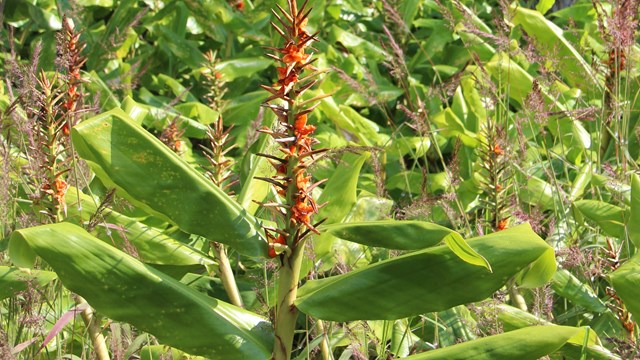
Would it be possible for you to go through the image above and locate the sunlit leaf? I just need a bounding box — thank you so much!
[10,223,273,359]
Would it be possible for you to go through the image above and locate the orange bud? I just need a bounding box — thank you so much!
[493,144,504,156]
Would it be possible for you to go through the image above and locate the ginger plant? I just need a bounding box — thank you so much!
[257,0,330,358]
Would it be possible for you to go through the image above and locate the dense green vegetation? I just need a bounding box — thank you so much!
[1,0,639,358]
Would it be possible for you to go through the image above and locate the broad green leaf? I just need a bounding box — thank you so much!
[64,187,214,266]
[496,304,552,331]
[72,108,268,257]
[629,173,640,247]
[368,319,420,358]
[517,247,556,288]
[519,176,556,210]
[297,224,553,321]
[84,71,121,110]
[314,152,369,261]
[338,105,383,146]
[174,102,219,125]
[8,231,37,268]
[317,96,380,146]
[386,136,431,159]
[122,96,149,125]
[435,306,477,346]
[569,164,592,201]
[181,273,259,310]
[214,58,271,82]
[327,25,387,60]
[140,345,206,360]
[496,306,617,359]
[75,0,113,6]
[323,220,453,250]
[156,27,205,69]
[536,0,555,14]
[431,108,478,146]
[551,268,607,313]
[317,152,369,223]
[444,232,492,272]
[511,6,600,92]
[574,200,626,238]
[122,94,209,138]
[10,223,273,359]
[404,326,586,360]
[0,266,57,300]
[483,54,561,110]
[609,254,640,322]
[156,74,198,102]
[342,196,394,223]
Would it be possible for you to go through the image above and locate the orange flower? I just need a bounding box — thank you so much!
[497,219,508,231]
[271,161,287,175]
[292,200,314,225]
[277,67,298,87]
[268,234,287,258]
[282,44,309,64]
[296,172,310,191]
[294,114,315,136]
[53,177,68,204]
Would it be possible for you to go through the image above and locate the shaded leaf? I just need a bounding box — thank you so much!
[0,266,57,300]
[609,254,640,323]
[574,200,626,238]
[10,223,273,359]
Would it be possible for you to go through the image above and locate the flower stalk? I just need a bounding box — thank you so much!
[258,1,328,358]
[200,52,244,308]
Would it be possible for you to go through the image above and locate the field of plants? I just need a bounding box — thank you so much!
[1,0,639,358]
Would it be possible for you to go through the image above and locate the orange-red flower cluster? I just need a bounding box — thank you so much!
[257,0,328,258]
[267,233,287,258]
[60,17,86,136]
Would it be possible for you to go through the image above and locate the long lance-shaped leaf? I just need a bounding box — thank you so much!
[323,220,454,250]
[65,187,214,266]
[609,254,640,323]
[574,200,627,238]
[403,325,588,360]
[551,268,607,313]
[9,223,273,359]
[629,173,640,248]
[296,224,554,321]
[71,108,267,257]
[0,266,57,300]
[495,304,620,360]
[510,6,601,93]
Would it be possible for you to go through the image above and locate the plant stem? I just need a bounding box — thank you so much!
[508,279,527,311]
[212,242,244,308]
[316,319,333,360]
[75,296,110,360]
[273,242,305,360]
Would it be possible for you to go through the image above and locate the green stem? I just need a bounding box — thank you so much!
[273,242,305,360]
[212,243,244,308]
[508,279,527,311]
[316,319,333,360]
[75,296,110,360]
